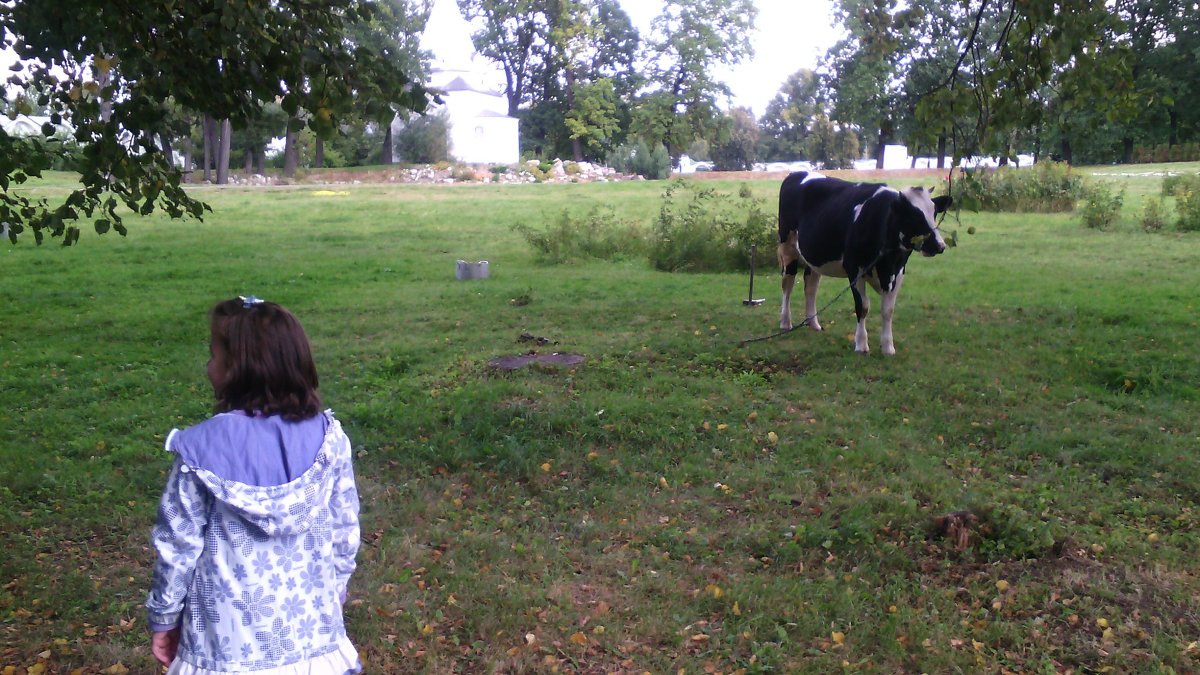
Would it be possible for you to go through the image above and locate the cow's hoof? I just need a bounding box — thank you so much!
[809,322,823,332]
[780,322,793,331]
[883,347,897,356]
[854,347,870,355]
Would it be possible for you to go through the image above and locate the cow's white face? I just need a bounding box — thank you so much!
[901,187,950,257]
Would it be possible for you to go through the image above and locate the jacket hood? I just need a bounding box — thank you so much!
[183,413,350,537]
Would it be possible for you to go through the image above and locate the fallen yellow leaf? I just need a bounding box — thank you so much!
[733,601,741,616]
[705,584,722,598]
[421,624,434,636]
[831,631,845,646]
[995,579,1009,592]
[569,631,589,646]
[691,634,710,642]
[540,462,551,472]
[767,431,778,445]
[100,665,129,675]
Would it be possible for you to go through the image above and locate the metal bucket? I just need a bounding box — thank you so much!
[455,260,490,280]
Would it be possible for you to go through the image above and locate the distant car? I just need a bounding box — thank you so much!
[693,161,714,172]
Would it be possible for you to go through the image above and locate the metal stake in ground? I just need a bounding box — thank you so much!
[743,244,765,306]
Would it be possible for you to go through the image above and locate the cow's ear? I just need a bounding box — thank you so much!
[933,195,953,213]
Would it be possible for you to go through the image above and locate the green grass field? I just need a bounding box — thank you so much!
[2,166,1199,673]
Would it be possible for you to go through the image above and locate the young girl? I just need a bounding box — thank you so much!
[146,296,362,674]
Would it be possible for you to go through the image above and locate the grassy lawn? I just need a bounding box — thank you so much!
[2,166,1200,673]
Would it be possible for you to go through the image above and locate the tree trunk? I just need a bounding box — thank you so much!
[315,137,324,169]
[255,150,265,175]
[1060,138,1073,165]
[937,134,947,169]
[1122,137,1134,164]
[283,127,299,177]
[181,137,193,183]
[159,132,174,169]
[1034,122,1042,163]
[244,149,254,173]
[203,115,215,183]
[382,117,394,165]
[1169,109,1179,147]
[874,122,891,170]
[216,119,231,185]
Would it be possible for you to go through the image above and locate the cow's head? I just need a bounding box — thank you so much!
[898,187,953,257]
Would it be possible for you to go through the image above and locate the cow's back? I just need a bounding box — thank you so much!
[779,174,886,269]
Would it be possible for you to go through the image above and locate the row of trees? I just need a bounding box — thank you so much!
[807,0,1200,168]
[688,0,1200,170]
[3,0,1199,242]
[453,0,1199,171]
[455,0,757,165]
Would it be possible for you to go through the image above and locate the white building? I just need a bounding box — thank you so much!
[0,114,72,138]
[416,0,519,165]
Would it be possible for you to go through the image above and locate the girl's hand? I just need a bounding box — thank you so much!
[151,628,180,666]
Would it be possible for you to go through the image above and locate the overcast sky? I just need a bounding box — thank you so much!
[617,0,838,114]
[425,0,840,116]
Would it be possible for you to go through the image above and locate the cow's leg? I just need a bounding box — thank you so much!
[780,261,799,330]
[803,269,823,331]
[879,270,905,355]
[778,233,802,330]
[851,276,871,353]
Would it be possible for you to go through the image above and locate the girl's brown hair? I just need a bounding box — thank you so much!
[209,298,321,420]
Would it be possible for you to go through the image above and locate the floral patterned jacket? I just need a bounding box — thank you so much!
[146,411,360,671]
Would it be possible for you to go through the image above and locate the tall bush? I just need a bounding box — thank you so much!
[1078,181,1124,230]
[394,109,451,164]
[944,162,1084,213]
[606,140,671,180]
[1170,174,1200,232]
[649,181,776,273]
[511,207,648,264]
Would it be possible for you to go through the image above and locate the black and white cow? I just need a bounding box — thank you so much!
[777,171,952,355]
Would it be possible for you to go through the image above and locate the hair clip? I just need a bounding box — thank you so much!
[239,295,265,308]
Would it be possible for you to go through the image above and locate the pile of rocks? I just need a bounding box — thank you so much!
[484,159,639,184]
[223,159,642,186]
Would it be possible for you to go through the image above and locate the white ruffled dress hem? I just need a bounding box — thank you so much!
[166,639,361,675]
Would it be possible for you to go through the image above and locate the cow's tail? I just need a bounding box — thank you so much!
[777,171,808,274]
[777,171,808,244]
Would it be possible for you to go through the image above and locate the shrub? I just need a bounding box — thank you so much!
[1171,174,1200,232]
[450,164,477,182]
[606,140,672,180]
[648,180,777,273]
[1078,181,1124,230]
[511,207,648,263]
[394,109,450,164]
[1162,172,1192,197]
[1140,196,1167,233]
[943,161,1084,213]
